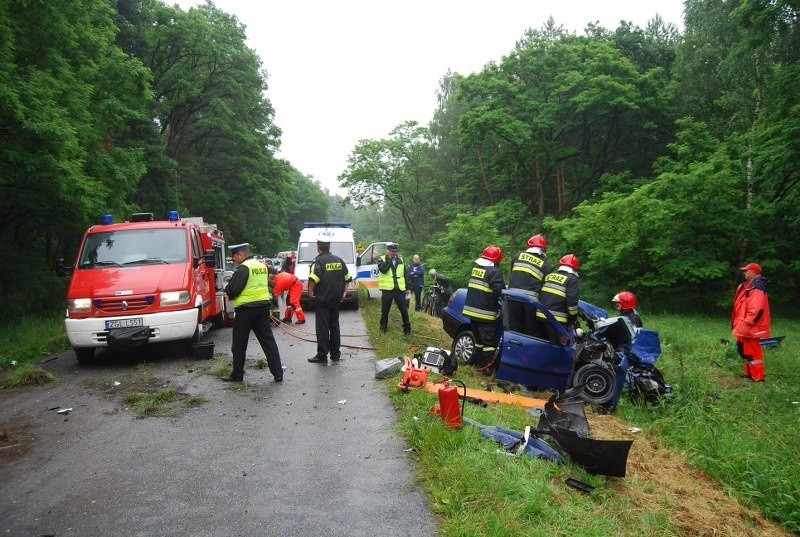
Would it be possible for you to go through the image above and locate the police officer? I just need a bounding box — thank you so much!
[378,243,411,335]
[307,233,353,363]
[463,245,505,369]
[223,243,283,383]
[507,234,550,336]
[537,254,581,344]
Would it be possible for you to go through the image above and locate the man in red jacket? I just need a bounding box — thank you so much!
[269,272,306,324]
[732,262,771,382]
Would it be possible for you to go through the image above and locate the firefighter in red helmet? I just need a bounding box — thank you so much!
[732,262,771,382]
[612,291,642,329]
[463,245,505,370]
[537,254,581,343]
[507,234,550,336]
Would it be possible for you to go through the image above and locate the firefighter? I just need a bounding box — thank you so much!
[463,245,505,370]
[732,262,771,382]
[269,271,306,325]
[612,291,642,329]
[223,243,283,383]
[537,254,581,344]
[507,234,550,336]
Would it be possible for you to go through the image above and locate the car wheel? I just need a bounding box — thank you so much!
[574,363,616,406]
[452,330,476,365]
[74,347,95,365]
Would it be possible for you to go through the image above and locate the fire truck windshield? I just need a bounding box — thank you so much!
[78,229,189,268]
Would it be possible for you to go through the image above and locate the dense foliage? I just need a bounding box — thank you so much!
[340,5,800,315]
[0,0,330,320]
[3,0,800,320]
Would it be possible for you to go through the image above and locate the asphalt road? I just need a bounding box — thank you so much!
[0,309,438,536]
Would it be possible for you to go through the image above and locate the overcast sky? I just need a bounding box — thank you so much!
[173,1,685,195]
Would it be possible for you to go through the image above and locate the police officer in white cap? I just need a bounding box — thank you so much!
[307,233,352,363]
[223,243,283,382]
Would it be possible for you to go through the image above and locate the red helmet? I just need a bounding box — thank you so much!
[481,245,504,264]
[559,254,580,271]
[612,291,637,310]
[527,234,548,249]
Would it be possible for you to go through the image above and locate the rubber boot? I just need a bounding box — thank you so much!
[403,324,411,336]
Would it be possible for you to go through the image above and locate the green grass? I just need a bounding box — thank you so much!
[361,296,800,535]
[0,314,68,370]
[123,387,212,417]
[1,366,57,388]
[618,313,800,533]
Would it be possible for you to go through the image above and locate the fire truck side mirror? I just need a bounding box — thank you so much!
[203,249,216,269]
[55,258,73,277]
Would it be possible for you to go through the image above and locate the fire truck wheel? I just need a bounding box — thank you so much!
[74,347,95,365]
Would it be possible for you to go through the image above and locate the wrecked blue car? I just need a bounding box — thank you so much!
[442,288,670,410]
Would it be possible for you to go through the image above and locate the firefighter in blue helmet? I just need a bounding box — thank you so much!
[463,245,505,369]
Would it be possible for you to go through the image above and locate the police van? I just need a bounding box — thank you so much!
[295,223,359,309]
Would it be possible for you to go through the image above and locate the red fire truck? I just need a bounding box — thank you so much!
[62,211,231,364]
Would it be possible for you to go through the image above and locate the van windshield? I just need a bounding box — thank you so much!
[297,242,354,264]
[78,229,188,268]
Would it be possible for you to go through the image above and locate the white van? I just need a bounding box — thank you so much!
[356,241,393,300]
[295,223,359,309]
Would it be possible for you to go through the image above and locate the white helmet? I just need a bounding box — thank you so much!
[429,269,437,277]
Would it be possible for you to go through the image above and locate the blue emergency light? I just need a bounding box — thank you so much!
[102,214,113,225]
[168,210,180,221]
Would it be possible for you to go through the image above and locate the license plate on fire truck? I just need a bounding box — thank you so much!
[105,318,143,330]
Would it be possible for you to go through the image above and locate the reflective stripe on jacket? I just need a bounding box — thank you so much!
[508,250,550,299]
[537,269,580,325]
[235,258,272,307]
[463,262,505,322]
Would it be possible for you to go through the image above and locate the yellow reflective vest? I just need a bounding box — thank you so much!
[378,255,407,291]
[235,258,272,307]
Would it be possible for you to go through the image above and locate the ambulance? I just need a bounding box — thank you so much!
[61,211,231,364]
[294,223,359,309]
[356,241,394,299]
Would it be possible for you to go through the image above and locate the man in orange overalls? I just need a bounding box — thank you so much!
[732,262,771,382]
[269,272,306,325]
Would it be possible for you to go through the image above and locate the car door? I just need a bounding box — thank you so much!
[495,290,574,389]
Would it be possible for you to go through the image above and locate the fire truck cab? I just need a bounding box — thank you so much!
[63,211,231,364]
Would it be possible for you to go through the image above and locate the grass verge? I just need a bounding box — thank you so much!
[0,314,68,370]
[124,388,213,417]
[361,296,798,535]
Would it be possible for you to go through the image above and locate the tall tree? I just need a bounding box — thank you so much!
[114,0,287,249]
[339,121,432,241]
[0,0,151,317]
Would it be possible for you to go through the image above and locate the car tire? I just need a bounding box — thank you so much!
[574,363,616,406]
[452,330,476,365]
[74,347,95,365]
